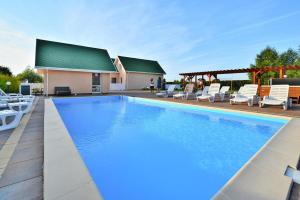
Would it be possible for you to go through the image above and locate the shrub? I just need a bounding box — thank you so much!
[0,74,20,93]
[17,67,43,83]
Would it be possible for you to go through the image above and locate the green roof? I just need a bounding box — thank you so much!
[35,39,116,72]
[118,56,166,74]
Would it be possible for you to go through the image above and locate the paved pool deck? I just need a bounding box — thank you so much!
[0,98,43,200]
[0,93,299,199]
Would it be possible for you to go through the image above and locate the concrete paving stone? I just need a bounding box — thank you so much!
[0,158,10,168]
[274,119,300,140]
[213,192,231,200]
[251,147,297,175]
[0,176,43,200]
[0,157,43,188]
[25,118,43,125]
[0,144,16,160]
[19,132,43,143]
[21,132,43,139]
[16,139,43,148]
[0,131,11,143]
[44,155,92,200]
[9,143,43,164]
[24,126,44,132]
[222,163,291,200]
[22,126,43,134]
[266,135,300,159]
[57,181,102,200]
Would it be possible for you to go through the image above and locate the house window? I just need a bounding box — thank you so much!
[111,77,117,83]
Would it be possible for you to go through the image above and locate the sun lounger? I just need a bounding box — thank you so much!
[195,86,209,98]
[230,84,258,106]
[0,110,22,131]
[0,88,35,102]
[156,85,176,97]
[259,85,290,110]
[173,84,194,99]
[211,86,230,102]
[8,101,33,115]
[231,86,245,98]
[0,102,8,108]
[197,83,221,102]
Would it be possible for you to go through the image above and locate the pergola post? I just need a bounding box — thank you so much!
[258,78,261,95]
[279,67,283,79]
[208,74,212,83]
[252,72,256,84]
[194,75,197,88]
[182,75,186,89]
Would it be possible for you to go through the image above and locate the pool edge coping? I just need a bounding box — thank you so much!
[44,98,103,200]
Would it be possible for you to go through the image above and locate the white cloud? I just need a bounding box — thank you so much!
[0,20,35,75]
[222,10,300,36]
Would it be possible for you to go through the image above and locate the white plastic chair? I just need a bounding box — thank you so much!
[230,84,258,106]
[197,83,221,102]
[156,85,176,98]
[173,84,194,99]
[0,110,22,131]
[0,88,35,102]
[231,86,245,98]
[8,101,33,115]
[259,85,290,110]
[211,86,230,102]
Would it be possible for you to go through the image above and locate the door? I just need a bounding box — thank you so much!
[92,73,101,93]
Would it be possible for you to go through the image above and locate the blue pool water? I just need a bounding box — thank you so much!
[53,96,287,200]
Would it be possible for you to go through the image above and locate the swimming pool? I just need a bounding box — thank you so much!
[53,96,287,200]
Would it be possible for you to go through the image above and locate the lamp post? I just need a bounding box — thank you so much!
[6,81,11,94]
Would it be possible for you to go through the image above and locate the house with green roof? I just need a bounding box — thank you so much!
[112,56,166,90]
[35,39,166,95]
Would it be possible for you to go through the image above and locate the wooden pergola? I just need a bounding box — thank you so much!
[179,65,300,87]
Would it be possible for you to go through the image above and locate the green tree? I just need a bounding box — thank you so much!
[248,47,279,84]
[277,49,298,65]
[0,66,13,76]
[17,67,43,83]
[278,48,300,78]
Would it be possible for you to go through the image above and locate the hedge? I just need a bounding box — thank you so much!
[0,74,20,93]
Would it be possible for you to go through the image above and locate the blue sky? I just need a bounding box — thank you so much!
[1,0,300,80]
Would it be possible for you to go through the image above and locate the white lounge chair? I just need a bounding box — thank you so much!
[0,88,35,102]
[259,85,290,110]
[197,83,221,102]
[0,110,22,131]
[231,86,245,98]
[156,85,176,98]
[0,100,8,109]
[230,84,258,106]
[173,84,194,99]
[8,101,33,115]
[212,86,230,102]
[195,86,209,98]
